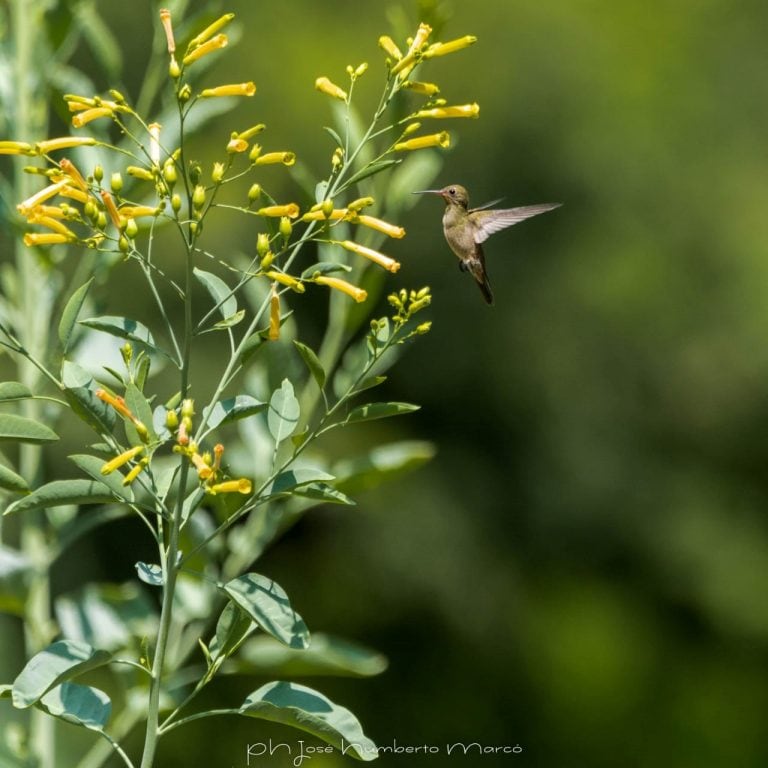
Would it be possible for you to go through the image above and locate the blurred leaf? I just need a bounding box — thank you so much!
[300,261,352,279]
[0,462,28,493]
[268,379,300,443]
[0,414,58,444]
[345,159,401,187]
[58,278,93,353]
[293,482,355,506]
[293,341,326,389]
[0,545,31,616]
[68,454,134,503]
[61,361,117,435]
[136,562,163,586]
[239,681,377,761]
[356,375,387,394]
[345,402,419,424]
[333,440,436,493]
[55,582,156,652]
[204,395,267,431]
[4,480,115,516]
[194,267,237,319]
[237,633,387,678]
[266,468,335,496]
[223,573,310,650]
[212,309,245,329]
[0,382,32,402]
[74,0,122,80]
[386,151,443,211]
[79,315,169,359]
[38,683,111,732]
[12,639,111,708]
[322,126,344,148]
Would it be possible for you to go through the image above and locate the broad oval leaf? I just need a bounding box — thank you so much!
[0,382,32,402]
[345,402,419,424]
[58,278,93,353]
[300,261,352,280]
[293,341,326,390]
[266,468,335,496]
[239,681,377,761]
[61,361,116,435]
[12,639,111,708]
[0,414,58,444]
[203,395,266,430]
[79,315,170,359]
[0,462,29,493]
[268,379,300,443]
[223,573,310,649]
[4,480,115,516]
[39,682,111,731]
[68,454,134,503]
[213,309,245,329]
[124,382,156,444]
[194,267,237,319]
[294,482,355,506]
[345,158,401,186]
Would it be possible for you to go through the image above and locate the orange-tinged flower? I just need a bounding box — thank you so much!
[314,275,368,303]
[159,8,175,53]
[100,189,122,229]
[340,240,400,273]
[202,82,256,98]
[190,451,213,480]
[59,158,89,191]
[394,131,450,151]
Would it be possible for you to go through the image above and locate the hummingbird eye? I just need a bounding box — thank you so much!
[448,187,456,195]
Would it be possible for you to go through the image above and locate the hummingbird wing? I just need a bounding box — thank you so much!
[473,203,561,244]
[469,198,505,212]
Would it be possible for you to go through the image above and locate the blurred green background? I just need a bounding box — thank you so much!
[4,0,768,765]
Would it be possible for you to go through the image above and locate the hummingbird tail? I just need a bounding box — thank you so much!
[476,273,494,305]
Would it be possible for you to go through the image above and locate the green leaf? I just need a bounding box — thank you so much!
[12,639,112,708]
[300,261,352,279]
[124,382,156,444]
[0,545,32,616]
[356,375,387,394]
[345,158,401,187]
[345,402,419,424]
[266,468,335,496]
[293,341,326,390]
[322,126,344,148]
[0,414,58,444]
[294,482,355,506]
[68,454,134,503]
[194,267,237,319]
[136,562,164,586]
[38,683,111,731]
[61,361,116,435]
[237,332,265,365]
[223,573,310,649]
[58,278,93,353]
[210,602,256,663]
[4,480,116,516]
[239,681,377,761]
[334,440,436,494]
[239,632,386,677]
[203,395,266,430]
[0,381,32,402]
[268,379,300,443]
[80,315,154,346]
[0,462,28,493]
[212,309,245,329]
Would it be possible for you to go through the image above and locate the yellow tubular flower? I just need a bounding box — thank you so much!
[265,270,305,292]
[340,240,401,273]
[378,35,403,60]
[301,209,346,222]
[123,459,148,486]
[101,445,144,475]
[71,107,114,128]
[33,205,66,219]
[356,215,406,239]
[59,186,90,204]
[391,22,432,76]
[35,136,97,153]
[395,131,451,151]
[347,196,375,211]
[269,284,280,340]
[28,215,76,238]
[314,275,368,303]
[258,203,300,218]
[17,179,70,215]
[127,166,155,181]
[424,35,478,57]
[201,82,256,98]
[414,103,480,119]
[402,80,440,96]
[227,137,249,153]
[255,151,296,166]
[23,232,71,246]
[191,452,213,480]
[0,141,34,155]
[189,13,235,49]
[315,77,348,101]
[209,478,252,495]
[159,8,175,53]
[59,158,89,191]
[183,33,228,65]
[237,124,266,141]
[118,205,160,219]
[148,123,162,165]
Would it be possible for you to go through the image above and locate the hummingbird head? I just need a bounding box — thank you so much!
[413,184,469,209]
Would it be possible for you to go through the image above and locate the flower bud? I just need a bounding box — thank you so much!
[110,172,123,193]
[248,183,262,202]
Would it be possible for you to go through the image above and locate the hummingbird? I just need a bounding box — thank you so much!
[413,184,561,305]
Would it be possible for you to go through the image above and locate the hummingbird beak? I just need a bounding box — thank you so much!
[412,189,442,195]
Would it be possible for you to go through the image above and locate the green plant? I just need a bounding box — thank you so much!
[0,6,479,766]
